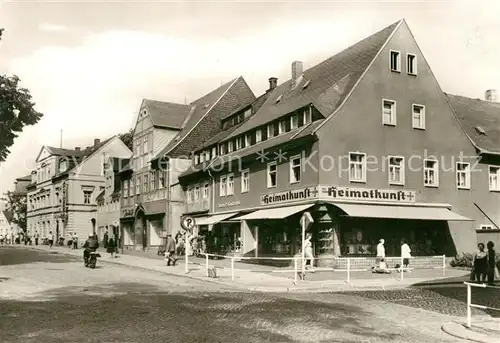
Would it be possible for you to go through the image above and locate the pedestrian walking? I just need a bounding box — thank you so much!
[47,231,54,248]
[72,233,78,249]
[400,239,412,273]
[103,230,109,249]
[176,234,185,257]
[34,231,39,246]
[0,234,4,245]
[67,232,73,249]
[304,232,315,272]
[107,236,116,258]
[473,243,488,283]
[486,241,498,286]
[165,234,176,266]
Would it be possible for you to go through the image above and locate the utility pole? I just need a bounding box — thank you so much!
[60,129,63,148]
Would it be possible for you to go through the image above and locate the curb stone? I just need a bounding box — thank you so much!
[441,321,500,343]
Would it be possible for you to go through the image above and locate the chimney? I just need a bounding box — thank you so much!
[94,138,101,146]
[291,61,303,88]
[268,77,278,91]
[75,147,81,151]
[485,89,497,102]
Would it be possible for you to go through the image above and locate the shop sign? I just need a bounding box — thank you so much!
[320,186,416,203]
[261,186,319,205]
[218,200,241,208]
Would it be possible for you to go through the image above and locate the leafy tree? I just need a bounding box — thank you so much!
[0,29,43,162]
[119,128,134,150]
[5,190,27,234]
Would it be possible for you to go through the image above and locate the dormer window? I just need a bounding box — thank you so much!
[279,120,286,134]
[211,147,217,159]
[267,123,275,138]
[244,108,252,119]
[200,153,205,163]
[255,129,262,143]
[228,141,234,153]
[205,150,210,161]
[219,144,226,155]
[290,114,299,129]
[245,134,251,147]
[235,137,242,150]
[194,154,200,165]
[58,159,67,173]
[303,108,312,124]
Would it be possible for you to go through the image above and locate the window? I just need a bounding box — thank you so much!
[83,191,92,204]
[489,166,500,191]
[388,156,404,185]
[143,135,148,153]
[194,154,200,165]
[412,104,425,129]
[136,176,141,194]
[456,162,470,189]
[244,108,252,119]
[211,147,217,159]
[143,174,148,192]
[136,139,141,156]
[349,153,366,182]
[279,120,286,134]
[289,155,302,183]
[220,175,227,197]
[227,174,234,195]
[124,180,129,198]
[59,160,67,173]
[267,123,275,138]
[390,50,400,72]
[241,169,249,193]
[267,162,277,188]
[407,54,417,75]
[150,171,156,191]
[228,141,234,153]
[194,186,200,201]
[423,159,439,187]
[187,187,193,203]
[203,183,209,199]
[244,134,251,147]
[235,137,242,150]
[255,129,262,143]
[205,150,210,161]
[159,171,165,189]
[131,177,135,196]
[219,144,226,155]
[200,153,205,164]
[480,225,493,230]
[291,114,299,129]
[382,99,396,125]
[303,108,312,124]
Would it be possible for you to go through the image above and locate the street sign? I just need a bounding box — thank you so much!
[300,211,314,231]
[180,215,196,231]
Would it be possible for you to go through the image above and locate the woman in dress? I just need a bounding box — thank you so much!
[486,241,497,286]
[304,232,315,272]
[473,243,488,283]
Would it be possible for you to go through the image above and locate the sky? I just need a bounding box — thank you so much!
[0,0,499,195]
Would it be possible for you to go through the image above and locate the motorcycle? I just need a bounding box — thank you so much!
[84,251,101,269]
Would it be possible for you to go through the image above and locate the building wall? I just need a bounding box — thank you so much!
[315,21,498,253]
[210,143,320,212]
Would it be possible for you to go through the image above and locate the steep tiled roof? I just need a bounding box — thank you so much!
[153,77,256,159]
[445,93,500,154]
[222,20,400,143]
[144,99,191,129]
[197,90,273,151]
[179,120,323,179]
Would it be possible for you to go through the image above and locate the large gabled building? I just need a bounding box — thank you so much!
[27,137,132,242]
[177,19,500,260]
[120,77,256,251]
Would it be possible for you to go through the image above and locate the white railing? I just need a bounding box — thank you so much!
[464,282,500,328]
[200,253,447,284]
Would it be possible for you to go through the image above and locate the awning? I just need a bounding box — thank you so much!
[236,204,314,220]
[194,212,239,226]
[333,203,472,221]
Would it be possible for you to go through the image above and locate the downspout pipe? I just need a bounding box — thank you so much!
[207,169,215,214]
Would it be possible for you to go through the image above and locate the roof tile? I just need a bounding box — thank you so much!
[144,99,191,129]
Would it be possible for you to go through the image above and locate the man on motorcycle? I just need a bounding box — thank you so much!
[83,233,99,265]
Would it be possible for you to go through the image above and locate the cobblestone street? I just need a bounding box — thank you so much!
[0,247,469,342]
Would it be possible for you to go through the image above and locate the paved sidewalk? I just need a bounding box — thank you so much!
[442,319,500,343]
[18,245,469,293]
